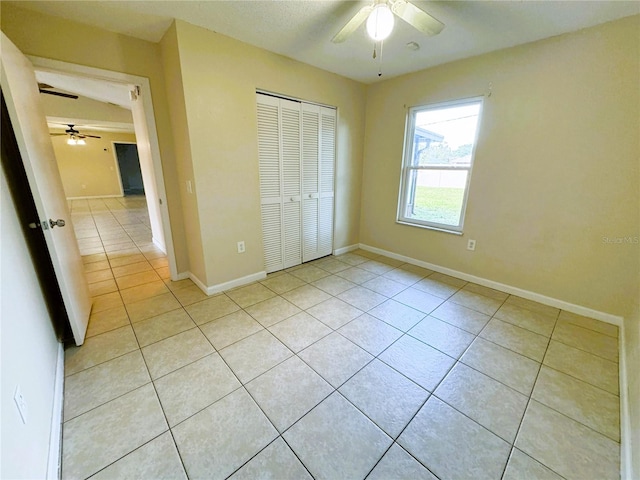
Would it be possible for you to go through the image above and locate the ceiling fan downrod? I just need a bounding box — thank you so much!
[377,40,384,77]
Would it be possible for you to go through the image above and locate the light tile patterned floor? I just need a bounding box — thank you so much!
[63,196,621,479]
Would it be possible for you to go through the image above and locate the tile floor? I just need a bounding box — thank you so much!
[63,196,621,480]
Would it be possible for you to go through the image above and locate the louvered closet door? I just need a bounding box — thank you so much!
[280,99,302,269]
[302,104,336,262]
[258,93,335,272]
[318,107,336,257]
[301,103,320,262]
[257,95,302,273]
[257,95,283,272]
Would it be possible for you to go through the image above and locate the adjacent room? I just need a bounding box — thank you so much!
[1,1,638,480]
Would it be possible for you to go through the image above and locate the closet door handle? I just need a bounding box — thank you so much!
[308,194,313,199]
[290,197,295,202]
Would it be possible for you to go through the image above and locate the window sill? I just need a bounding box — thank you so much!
[396,220,463,236]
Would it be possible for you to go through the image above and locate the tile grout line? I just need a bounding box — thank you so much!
[75,255,618,449]
[361,294,513,478]
[116,254,192,480]
[71,197,193,479]
[68,210,620,479]
[499,308,562,480]
[178,301,311,479]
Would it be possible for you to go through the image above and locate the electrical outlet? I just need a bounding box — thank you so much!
[237,241,245,253]
[467,239,476,251]
[14,385,28,424]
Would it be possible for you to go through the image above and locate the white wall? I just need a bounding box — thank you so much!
[0,168,61,479]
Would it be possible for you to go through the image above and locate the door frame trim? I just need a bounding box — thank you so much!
[28,55,179,280]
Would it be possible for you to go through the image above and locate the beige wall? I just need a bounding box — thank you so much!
[50,129,137,198]
[168,20,366,286]
[4,4,638,476]
[1,3,189,273]
[361,16,640,319]
[625,307,640,478]
[159,23,207,283]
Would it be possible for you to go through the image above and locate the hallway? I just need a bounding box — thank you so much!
[63,197,621,479]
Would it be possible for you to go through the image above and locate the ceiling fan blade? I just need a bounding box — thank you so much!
[332,4,373,43]
[79,134,102,139]
[49,133,67,136]
[391,0,444,37]
[39,89,79,100]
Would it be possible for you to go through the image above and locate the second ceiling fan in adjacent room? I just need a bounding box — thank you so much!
[50,124,101,145]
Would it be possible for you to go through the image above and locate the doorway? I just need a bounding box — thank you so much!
[29,56,179,279]
[114,142,144,196]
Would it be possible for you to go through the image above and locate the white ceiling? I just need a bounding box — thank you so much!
[35,70,135,133]
[35,70,133,109]
[12,1,640,83]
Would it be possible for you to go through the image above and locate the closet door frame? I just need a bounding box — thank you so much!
[257,91,337,272]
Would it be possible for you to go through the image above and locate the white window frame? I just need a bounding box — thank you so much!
[397,97,483,234]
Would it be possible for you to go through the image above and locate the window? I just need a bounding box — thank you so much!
[397,98,483,233]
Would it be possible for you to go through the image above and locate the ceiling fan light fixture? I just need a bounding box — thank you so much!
[366,3,394,41]
[77,138,86,145]
[67,136,77,145]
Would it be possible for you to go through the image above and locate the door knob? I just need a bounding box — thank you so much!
[49,219,66,228]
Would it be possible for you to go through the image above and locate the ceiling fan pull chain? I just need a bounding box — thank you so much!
[378,40,384,77]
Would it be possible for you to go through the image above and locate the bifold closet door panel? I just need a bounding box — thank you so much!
[283,200,301,268]
[302,104,336,262]
[261,201,282,272]
[281,99,302,268]
[318,107,336,258]
[257,94,303,272]
[257,96,283,273]
[302,103,320,263]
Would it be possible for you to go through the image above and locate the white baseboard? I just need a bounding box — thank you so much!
[47,343,64,480]
[188,272,210,294]
[358,243,623,326]
[620,322,632,480]
[333,244,359,256]
[360,242,633,479]
[188,271,267,296]
[66,194,123,200]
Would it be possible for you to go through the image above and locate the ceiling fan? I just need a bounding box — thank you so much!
[332,0,444,43]
[50,124,101,145]
[38,83,79,100]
